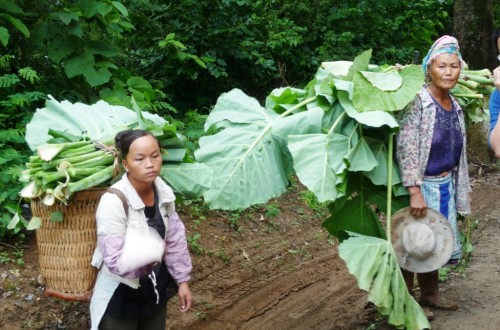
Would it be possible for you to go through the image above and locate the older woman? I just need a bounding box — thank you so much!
[396,36,471,312]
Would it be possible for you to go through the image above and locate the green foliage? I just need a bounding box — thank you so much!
[265,202,280,218]
[187,232,203,255]
[299,190,328,219]
[0,53,45,240]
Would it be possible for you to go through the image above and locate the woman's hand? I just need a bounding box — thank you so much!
[408,186,427,218]
[178,282,192,312]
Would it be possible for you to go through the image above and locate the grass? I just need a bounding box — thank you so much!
[0,241,25,265]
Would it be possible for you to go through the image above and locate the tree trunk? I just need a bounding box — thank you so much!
[453,0,496,70]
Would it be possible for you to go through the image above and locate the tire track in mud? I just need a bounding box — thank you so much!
[186,248,370,330]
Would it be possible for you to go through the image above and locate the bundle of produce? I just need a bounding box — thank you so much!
[18,96,211,214]
[452,68,495,123]
[19,131,118,206]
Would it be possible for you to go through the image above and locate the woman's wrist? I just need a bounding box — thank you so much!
[407,185,421,195]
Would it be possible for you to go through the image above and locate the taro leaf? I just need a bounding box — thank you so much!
[196,89,321,210]
[352,64,424,112]
[346,137,378,172]
[307,67,337,108]
[265,87,307,114]
[360,71,402,91]
[320,60,354,77]
[338,91,399,130]
[287,133,348,202]
[346,49,372,81]
[195,124,288,210]
[204,88,279,131]
[160,163,213,198]
[323,191,386,242]
[362,137,402,186]
[338,233,430,330]
[25,95,166,151]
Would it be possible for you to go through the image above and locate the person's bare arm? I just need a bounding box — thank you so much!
[491,67,500,158]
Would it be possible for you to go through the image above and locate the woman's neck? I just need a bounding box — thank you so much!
[128,176,155,205]
[427,84,452,110]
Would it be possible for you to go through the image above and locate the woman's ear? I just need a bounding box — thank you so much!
[122,159,129,172]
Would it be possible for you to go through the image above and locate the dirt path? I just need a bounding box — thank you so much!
[1,170,499,330]
[425,171,500,330]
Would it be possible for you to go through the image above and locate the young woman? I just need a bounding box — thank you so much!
[90,129,192,329]
[396,35,471,313]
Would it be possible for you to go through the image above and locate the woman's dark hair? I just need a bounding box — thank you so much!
[114,129,160,158]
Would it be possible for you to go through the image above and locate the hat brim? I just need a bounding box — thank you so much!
[391,207,454,273]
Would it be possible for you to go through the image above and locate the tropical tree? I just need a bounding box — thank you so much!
[453,0,496,70]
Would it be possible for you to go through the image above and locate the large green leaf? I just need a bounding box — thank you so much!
[25,96,166,150]
[362,137,402,186]
[0,13,29,37]
[196,89,321,210]
[160,163,213,198]
[0,26,8,47]
[323,190,386,242]
[338,233,430,330]
[195,124,288,210]
[346,137,378,172]
[352,64,424,111]
[204,88,279,131]
[338,91,399,130]
[288,133,345,202]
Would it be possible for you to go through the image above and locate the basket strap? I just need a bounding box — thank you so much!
[106,187,129,217]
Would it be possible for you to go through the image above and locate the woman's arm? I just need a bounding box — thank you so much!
[490,68,500,157]
[165,211,193,312]
[396,96,428,217]
[164,212,192,283]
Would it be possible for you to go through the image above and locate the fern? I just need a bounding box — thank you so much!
[0,91,46,108]
[0,55,13,68]
[18,67,40,84]
[0,74,20,88]
[0,129,26,144]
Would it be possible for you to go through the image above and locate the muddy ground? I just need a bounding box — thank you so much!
[0,167,499,330]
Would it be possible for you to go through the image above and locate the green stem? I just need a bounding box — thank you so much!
[223,96,317,181]
[327,111,347,136]
[279,96,317,118]
[386,132,394,240]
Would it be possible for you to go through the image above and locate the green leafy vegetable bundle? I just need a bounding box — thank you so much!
[20,137,117,205]
[15,96,212,230]
[452,68,495,123]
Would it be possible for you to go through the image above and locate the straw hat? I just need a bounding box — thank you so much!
[391,207,454,273]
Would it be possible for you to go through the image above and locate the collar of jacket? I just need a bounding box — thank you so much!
[120,174,175,210]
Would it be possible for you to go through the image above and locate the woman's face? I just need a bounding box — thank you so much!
[428,53,460,91]
[123,135,162,187]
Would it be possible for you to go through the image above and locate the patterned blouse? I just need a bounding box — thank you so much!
[396,86,471,214]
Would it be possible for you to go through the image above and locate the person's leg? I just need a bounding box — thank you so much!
[417,270,458,310]
[99,313,138,330]
[401,269,416,296]
[138,305,167,330]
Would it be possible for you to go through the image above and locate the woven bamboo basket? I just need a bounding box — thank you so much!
[32,188,106,301]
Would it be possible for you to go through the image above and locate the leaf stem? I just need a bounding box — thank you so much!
[386,132,394,240]
[327,111,347,136]
[278,96,317,118]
